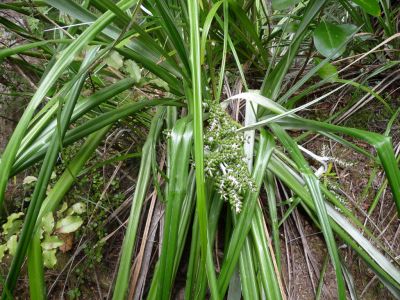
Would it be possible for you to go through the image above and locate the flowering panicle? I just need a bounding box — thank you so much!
[203,101,255,213]
[321,144,354,168]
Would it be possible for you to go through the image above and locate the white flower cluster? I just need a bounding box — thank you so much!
[204,101,255,213]
[321,144,354,168]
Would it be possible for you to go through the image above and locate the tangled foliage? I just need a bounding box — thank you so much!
[204,101,255,213]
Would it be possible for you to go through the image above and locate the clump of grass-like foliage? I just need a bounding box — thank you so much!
[0,0,399,299]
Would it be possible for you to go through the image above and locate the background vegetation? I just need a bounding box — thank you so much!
[0,0,399,299]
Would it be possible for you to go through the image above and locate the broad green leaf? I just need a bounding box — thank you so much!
[41,212,54,234]
[7,235,18,256]
[23,176,37,185]
[0,244,7,261]
[42,249,57,268]
[55,216,83,234]
[124,60,141,83]
[352,0,380,16]
[313,21,357,59]
[41,235,64,250]
[272,0,301,10]
[315,58,338,82]
[14,78,136,170]
[105,50,124,70]
[200,0,224,65]
[2,212,24,236]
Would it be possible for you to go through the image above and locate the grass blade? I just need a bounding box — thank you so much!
[2,47,100,296]
[157,118,193,299]
[187,0,220,298]
[270,123,346,299]
[217,130,275,297]
[0,0,138,210]
[112,108,165,299]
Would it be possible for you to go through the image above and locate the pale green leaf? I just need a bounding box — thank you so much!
[148,78,170,92]
[124,60,141,83]
[43,249,57,268]
[57,202,68,218]
[315,58,338,82]
[7,235,18,256]
[41,212,54,234]
[105,51,124,70]
[0,244,7,262]
[23,176,37,185]
[41,235,64,250]
[68,202,86,215]
[55,216,83,234]
[2,212,24,236]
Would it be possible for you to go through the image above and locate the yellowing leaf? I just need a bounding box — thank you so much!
[41,235,64,250]
[105,51,124,70]
[124,60,141,83]
[23,176,37,185]
[2,212,24,236]
[7,235,18,256]
[59,233,74,253]
[67,202,86,215]
[55,216,83,234]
